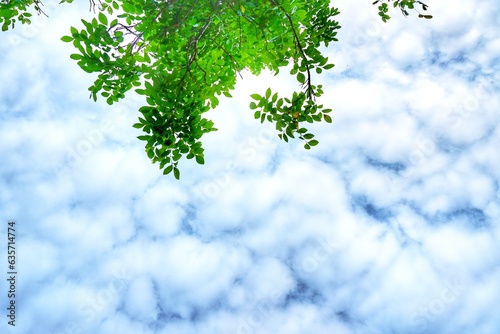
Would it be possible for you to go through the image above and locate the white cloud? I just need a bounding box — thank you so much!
[389,31,426,64]
[0,0,499,333]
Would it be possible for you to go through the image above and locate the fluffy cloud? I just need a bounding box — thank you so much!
[0,0,499,333]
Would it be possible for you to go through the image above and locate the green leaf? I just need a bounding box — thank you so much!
[297,72,306,84]
[132,123,143,129]
[285,125,294,137]
[295,9,307,21]
[98,12,108,25]
[250,94,261,101]
[324,114,332,123]
[163,165,173,175]
[159,159,168,169]
[195,155,205,165]
[209,95,219,108]
[265,88,271,99]
[303,133,314,140]
[61,36,74,42]
[173,167,180,180]
[309,139,319,147]
[70,54,83,60]
[173,152,182,161]
[254,110,261,119]
[272,92,278,103]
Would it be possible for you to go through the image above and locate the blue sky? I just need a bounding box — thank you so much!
[1,0,499,333]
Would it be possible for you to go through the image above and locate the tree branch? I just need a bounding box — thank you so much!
[271,0,314,100]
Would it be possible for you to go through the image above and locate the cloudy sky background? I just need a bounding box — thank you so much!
[1,0,499,333]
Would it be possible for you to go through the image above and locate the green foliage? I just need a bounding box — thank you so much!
[1,0,431,178]
[373,0,432,21]
[0,0,40,31]
[62,0,342,178]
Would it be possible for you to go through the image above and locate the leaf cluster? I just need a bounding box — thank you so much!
[250,87,331,149]
[58,0,341,178]
[372,0,432,22]
[0,0,41,31]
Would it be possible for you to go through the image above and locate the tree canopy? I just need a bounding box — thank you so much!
[1,0,431,179]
